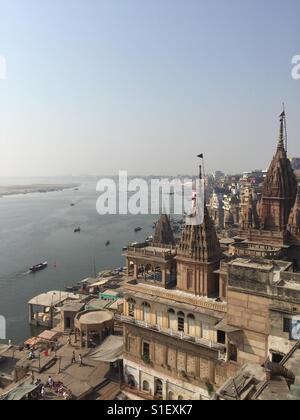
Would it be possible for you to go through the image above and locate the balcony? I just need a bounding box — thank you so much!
[116,314,225,352]
[120,384,160,400]
[125,245,176,261]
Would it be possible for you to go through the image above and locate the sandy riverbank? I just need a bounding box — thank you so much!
[0,184,79,197]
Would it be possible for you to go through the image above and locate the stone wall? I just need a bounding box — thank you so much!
[123,324,235,395]
[227,289,269,364]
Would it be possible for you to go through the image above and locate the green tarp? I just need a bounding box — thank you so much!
[0,383,39,400]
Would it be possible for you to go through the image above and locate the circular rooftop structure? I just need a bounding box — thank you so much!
[74,309,114,349]
[76,310,113,325]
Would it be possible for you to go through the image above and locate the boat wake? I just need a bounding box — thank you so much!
[23,270,31,276]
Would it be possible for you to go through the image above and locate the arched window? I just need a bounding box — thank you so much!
[127,298,136,317]
[177,311,185,332]
[143,380,150,392]
[168,309,176,330]
[128,375,136,388]
[178,395,184,400]
[142,302,151,323]
[155,379,163,398]
[187,314,195,336]
[168,391,174,400]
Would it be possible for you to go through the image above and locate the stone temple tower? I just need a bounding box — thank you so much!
[176,205,221,298]
[153,214,175,246]
[259,112,297,231]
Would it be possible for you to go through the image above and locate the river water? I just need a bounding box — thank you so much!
[0,180,155,344]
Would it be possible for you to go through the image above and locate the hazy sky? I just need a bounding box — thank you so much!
[0,0,299,177]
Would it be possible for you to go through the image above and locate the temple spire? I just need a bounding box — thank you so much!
[260,110,297,231]
[278,110,285,151]
[153,214,175,246]
[278,105,288,152]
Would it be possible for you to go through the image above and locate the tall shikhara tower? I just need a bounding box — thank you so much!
[238,111,298,248]
[176,206,221,297]
[259,112,297,231]
[153,214,175,246]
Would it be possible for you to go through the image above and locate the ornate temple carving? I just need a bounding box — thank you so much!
[176,207,221,297]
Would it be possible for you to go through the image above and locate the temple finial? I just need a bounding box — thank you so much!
[278,106,286,151]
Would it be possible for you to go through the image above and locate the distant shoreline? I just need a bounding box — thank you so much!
[0,184,79,198]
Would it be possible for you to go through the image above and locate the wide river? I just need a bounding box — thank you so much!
[0,179,155,344]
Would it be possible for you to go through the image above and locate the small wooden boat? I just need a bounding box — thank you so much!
[74,227,81,233]
[134,227,142,233]
[29,262,48,273]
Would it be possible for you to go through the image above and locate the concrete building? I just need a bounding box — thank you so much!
[28,291,82,328]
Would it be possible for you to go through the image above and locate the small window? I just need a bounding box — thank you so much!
[187,314,195,335]
[128,298,136,317]
[168,309,176,329]
[217,330,226,345]
[283,318,292,334]
[229,343,237,362]
[177,312,185,332]
[143,381,150,392]
[128,375,136,387]
[143,342,150,358]
[142,302,151,322]
[168,391,174,400]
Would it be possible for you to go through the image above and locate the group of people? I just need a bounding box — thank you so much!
[38,376,71,400]
[71,351,83,367]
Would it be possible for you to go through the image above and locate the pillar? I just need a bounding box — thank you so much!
[134,263,138,279]
[86,326,89,348]
[80,328,83,348]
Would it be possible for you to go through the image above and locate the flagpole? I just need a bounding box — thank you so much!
[197,153,206,210]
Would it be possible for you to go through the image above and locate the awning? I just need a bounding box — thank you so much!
[88,335,123,363]
[0,383,39,400]
[38,330,61,342]
[24,337,40,347]
[215,319,242,333]
[90,279,109,288]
